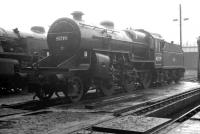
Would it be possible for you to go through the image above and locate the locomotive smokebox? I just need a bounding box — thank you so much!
[71,11,84,21]
[47,18,81,59]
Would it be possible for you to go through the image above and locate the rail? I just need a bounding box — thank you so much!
[149,105,200,134]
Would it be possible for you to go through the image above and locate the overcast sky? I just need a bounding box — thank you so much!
[1,0,200,46]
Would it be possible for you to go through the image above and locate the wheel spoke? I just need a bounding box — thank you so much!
[35,85,54,101]
[100,80,114,96]
[63,76,84,103]
[124,79,136,92]
[142,72,152,89]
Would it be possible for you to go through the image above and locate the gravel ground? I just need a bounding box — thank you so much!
[0,111,112,134]
[94,115,170,132]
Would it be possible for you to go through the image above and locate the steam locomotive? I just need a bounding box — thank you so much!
[0,27,48,93]
[28,11,185,102]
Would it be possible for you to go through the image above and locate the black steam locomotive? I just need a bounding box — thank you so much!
[28,11,185,102]
[0,27,48,93]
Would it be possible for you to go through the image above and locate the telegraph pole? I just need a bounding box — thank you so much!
[173,4,189,48]
[179,4,182,48]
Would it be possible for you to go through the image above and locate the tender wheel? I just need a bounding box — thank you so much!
[174,71,181,83]
[99,79,114,96]
[166,72,173,84]
[174,77,181,83]
[167,79,173,84]
[141,72,152,89]
[64,76,84,103]
[35,85,54,101]
[166,71,173,84]
[123,76,136,93]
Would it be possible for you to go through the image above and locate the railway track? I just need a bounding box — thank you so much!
[0,90,140,120]
[0,97,71,121]
[114,87,200,116]
[1,81,200,134]
[91,104,200,134]
[70,87,200,134]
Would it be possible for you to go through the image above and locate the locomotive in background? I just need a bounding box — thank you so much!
[0,27,48,94]
[27,11,185,102]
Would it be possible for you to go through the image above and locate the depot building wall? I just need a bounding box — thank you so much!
[183,52,198,70]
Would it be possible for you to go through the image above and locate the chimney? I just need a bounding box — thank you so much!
[100,21,114,29]
[71,11,84,21]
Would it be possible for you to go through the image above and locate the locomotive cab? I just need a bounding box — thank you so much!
[153,35,165,68]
